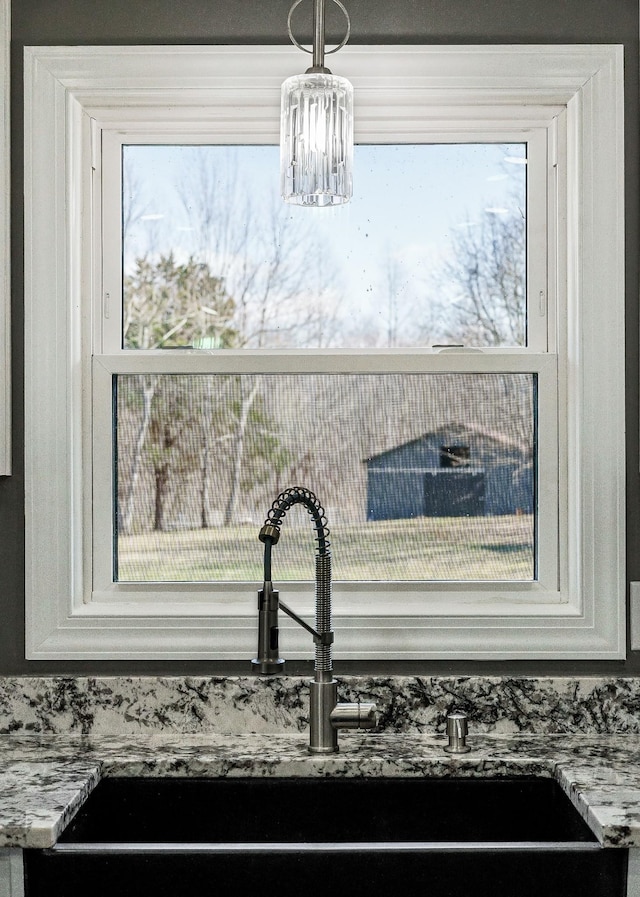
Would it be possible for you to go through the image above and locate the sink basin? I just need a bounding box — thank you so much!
[24,777,626,897]
[45,775,597,843]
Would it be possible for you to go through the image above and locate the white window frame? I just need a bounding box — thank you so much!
[95,125,556,601]
[24,44,625,660]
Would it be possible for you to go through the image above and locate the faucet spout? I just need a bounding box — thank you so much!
[251,486,377,752]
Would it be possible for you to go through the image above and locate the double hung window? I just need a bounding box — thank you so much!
[24,45,625,659]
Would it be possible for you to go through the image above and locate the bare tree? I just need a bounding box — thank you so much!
[119,255,237,534]
[438,209,526,347]
[426,203,531,475]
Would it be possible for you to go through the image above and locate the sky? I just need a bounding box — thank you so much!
[123,142,526,347]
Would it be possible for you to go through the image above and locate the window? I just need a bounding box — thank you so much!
[104,140,539,587]
[24,45,625,659]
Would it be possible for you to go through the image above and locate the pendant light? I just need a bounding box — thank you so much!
[280,0,353,207]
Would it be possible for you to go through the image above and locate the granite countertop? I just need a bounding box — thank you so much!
[1,730,640,850]
[3,675,640,852]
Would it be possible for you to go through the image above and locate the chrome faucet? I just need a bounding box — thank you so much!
[251,486,377,753]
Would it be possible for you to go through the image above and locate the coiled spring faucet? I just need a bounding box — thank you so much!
[252,487,377,753]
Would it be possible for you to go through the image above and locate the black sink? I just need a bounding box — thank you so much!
[52,775,596,843]
[24,777,627,897]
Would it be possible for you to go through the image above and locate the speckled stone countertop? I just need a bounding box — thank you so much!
[2,676,640,850]
[2,731,640,850]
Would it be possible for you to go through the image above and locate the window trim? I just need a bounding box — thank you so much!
[97,125,555,598]
[24,44,625,659]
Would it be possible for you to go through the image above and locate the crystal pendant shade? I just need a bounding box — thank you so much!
[280,72,354,207]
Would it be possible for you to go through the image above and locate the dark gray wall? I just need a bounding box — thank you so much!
[6,0,639,675]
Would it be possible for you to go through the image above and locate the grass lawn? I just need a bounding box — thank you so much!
[117,515,534,582]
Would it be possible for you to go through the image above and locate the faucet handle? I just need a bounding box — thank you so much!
[443,709,471,754]
[330,701,377,730]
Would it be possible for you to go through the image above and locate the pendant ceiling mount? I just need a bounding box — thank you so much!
[286,0,351,69]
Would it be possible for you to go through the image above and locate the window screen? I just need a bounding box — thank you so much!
[114,372,536,583]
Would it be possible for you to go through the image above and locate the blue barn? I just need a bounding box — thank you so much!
[365,424,533,521]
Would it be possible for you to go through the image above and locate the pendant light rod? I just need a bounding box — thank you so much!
[312,0,328,72]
